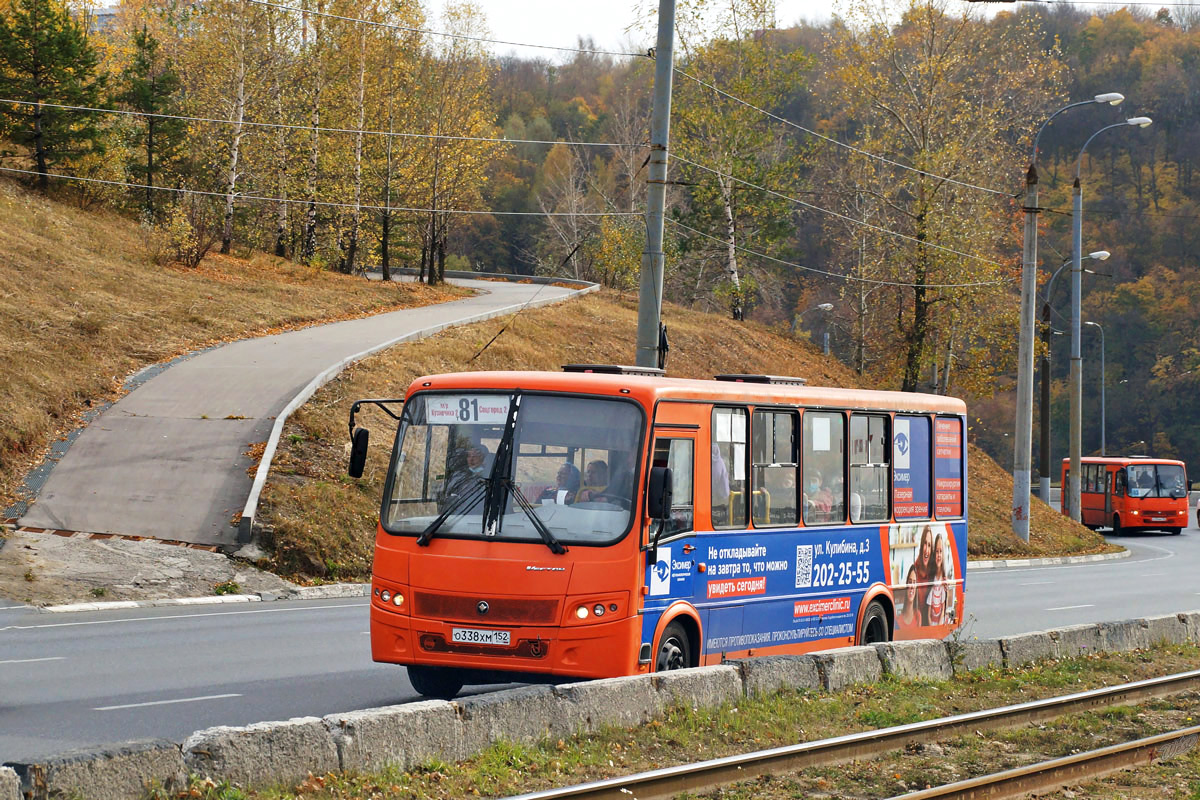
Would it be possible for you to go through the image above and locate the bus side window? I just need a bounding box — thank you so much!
[712,408,748,529]
[1114,469,1126,496]
[802,411,846,525]
[752,410,797,527]
[653,438,694,537]
[849,414,889,523]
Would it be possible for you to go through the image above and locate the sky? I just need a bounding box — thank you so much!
[427,0,836,60]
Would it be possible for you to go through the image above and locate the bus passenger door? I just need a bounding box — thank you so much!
[1104,468,1113,517]
[646,435,696,601]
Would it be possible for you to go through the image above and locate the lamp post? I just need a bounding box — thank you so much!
[1039,251,1109,501]
[1013,93,1124,541]
[1084,320,1106,456]
[1068,116,1152,522]
[791,302,833,335]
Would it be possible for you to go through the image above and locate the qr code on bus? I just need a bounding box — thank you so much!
[795,545,813,588]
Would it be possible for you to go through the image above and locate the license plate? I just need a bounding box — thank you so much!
[1150,517,1166,522]
[451,627,511,646]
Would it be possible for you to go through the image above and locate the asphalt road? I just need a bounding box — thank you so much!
[17,279,583,548]
[4,523,1199,763]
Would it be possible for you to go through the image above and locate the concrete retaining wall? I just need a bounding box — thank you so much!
[7,611,1199,799]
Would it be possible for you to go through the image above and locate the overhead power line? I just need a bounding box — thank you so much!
[969,0,1200,6]
[0,99,645,150]
[0,167,642,218]
[668,219,1009,288]
[245,0,651,59]
[672,153,1007,268]
[670,67,1018,200]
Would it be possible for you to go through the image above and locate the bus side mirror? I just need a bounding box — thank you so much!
[348,427,370,478]
[647,466,673,520]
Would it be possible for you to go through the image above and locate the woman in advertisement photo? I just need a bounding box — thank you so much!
[926,532,950,626]
[898,564,921,628]
[914,525,935,625]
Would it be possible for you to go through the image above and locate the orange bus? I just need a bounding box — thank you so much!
[348,366,968,699]
[1062,456,1188,534]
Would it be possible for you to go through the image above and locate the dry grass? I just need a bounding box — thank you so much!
[0,178,464,510]
[258,292,1113,582]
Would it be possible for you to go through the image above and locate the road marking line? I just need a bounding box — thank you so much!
[0,602,367,632]
[1018,581,1053,586]
[95,693,242,711]
[0,656,65,665]
[1046,604,1095,611]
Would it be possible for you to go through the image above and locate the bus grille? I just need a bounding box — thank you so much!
[413,591,559,624]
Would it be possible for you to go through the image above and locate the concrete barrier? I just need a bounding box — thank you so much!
[552,674,662,732]
[999,631,1057,667]
[1141,613,1189,646]
[875,640,952,680]
[653,665,742,711]
[17,609,1200,799]
[183,717,339,787]
[455,685,574,757]
[6,740,185,800]
[949,638,1004,674]
[733,655,821,697]
[1048,624,1104,658]
[326,700,460,774]
[0,767,17,800]
[810,646,883,691]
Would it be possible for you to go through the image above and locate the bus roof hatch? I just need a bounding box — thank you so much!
[714,374,808,386]
[562,364,666,377]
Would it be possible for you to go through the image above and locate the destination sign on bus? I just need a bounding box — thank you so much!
[427,394,511,425]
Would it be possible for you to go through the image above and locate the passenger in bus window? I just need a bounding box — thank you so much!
[711,443,731,525]
[926,532,949,626]
[803,469,832,521]
[539,462,580,505]
[899,565,921,627]
[576,460,610,502]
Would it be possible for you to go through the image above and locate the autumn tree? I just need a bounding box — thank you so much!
[822,0,1065,393]
[669,0,811,320]
[116,25,183,216]
[0,0,106,192]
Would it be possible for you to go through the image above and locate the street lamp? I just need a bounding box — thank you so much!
[1068,117,1152,522]
[1013,93,1124,540]
[1038,251,1109,501]
[1084,321,1106,457]
[791,302,833,335]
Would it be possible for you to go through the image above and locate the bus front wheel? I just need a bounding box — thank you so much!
[407,665,465,700]
[1112,514,1123,534]
[858,600,890,645]
[655,621,692,671]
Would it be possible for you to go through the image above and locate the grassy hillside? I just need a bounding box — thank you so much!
[0,179,462,512]
[257,293,1114,582]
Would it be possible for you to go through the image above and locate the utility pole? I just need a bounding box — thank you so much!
[635,0,676,369]
[1012,165,1038,542]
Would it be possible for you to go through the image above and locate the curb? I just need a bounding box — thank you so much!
[967,548,1130,570]
[39,583,369,613]
[236,278,599,543]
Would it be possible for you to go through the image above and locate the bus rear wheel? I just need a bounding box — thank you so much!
[407,665,465,700]
[858,600,890,645]
[655,621,692,672]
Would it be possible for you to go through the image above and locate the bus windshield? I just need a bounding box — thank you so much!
[1126,463,1187,498]
[382,392,643,546]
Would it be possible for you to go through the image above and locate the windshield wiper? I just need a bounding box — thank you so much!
[417,478,488,547]
[481,393,521,537]
[506,479,567,555]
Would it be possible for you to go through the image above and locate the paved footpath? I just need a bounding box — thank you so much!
[18,279,586,549]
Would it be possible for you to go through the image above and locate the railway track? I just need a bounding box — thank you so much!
[504,667,1200,800]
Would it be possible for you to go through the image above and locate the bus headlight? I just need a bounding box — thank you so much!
[576,606,590,619]
[593,604,606,617]
[392,593,405,607]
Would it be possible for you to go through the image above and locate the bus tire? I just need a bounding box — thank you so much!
[1168,527,1183,536]
[655,621,692,672]
[1111,514,1123,534]
[858,600,890,645]
[407,665,465,700]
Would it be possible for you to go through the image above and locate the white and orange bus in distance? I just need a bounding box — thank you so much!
[1062,456,1188,534]
[347,366,968,699]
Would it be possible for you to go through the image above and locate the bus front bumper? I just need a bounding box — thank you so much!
[370,604,645,680]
